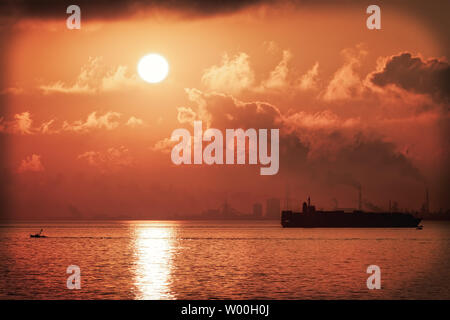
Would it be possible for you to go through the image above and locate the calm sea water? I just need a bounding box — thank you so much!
[0,220,449,299]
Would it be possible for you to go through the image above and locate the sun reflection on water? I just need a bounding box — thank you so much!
[133,222,175,299]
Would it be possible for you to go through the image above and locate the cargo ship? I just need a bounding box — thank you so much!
[281,197,421,228]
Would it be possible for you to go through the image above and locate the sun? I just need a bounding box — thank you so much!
[137,53,169,83]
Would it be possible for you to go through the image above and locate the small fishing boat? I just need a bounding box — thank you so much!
[30,229,47,238]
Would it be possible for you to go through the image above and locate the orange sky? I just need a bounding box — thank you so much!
[1,1,449,218]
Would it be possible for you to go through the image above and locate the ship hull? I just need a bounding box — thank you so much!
[281,211,421,228]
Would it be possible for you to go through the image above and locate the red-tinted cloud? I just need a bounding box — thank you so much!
[371,53,450,103]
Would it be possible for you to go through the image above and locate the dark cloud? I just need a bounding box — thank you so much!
[1,1,449,57]
[304,134,425,189]
[183,89,426,201]
[342,135,425,184]
[0,0,269,19]
[371,52,450,103]
[370,53,450,210]
[184,89,282,129]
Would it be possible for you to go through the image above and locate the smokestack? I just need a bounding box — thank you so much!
[358,186,362,211]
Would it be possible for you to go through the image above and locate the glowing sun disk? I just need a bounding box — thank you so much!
[137,53,169,83]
